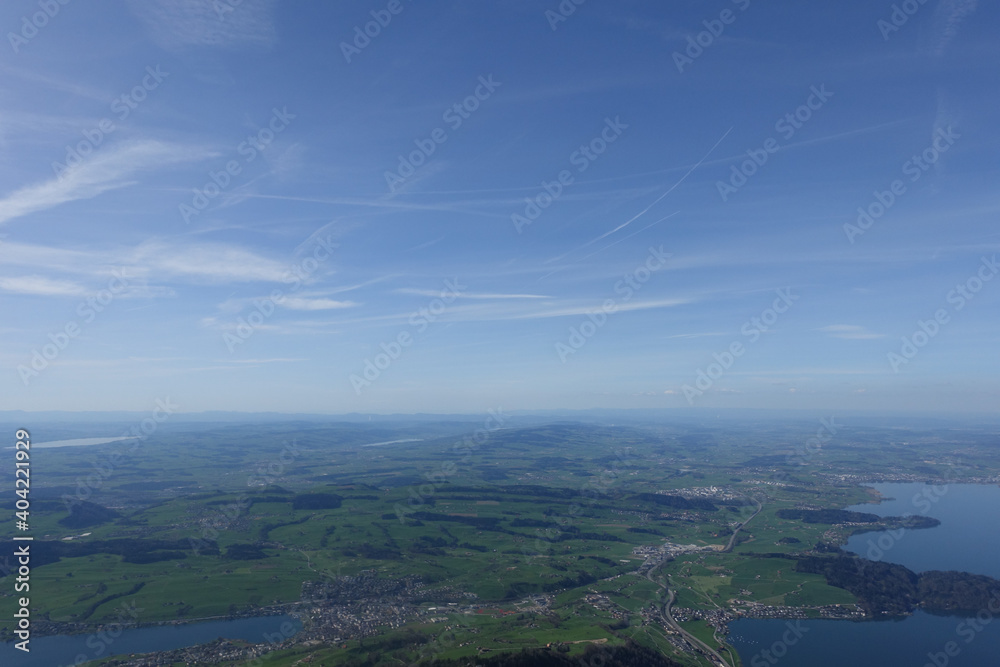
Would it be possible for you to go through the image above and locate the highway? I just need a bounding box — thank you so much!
[723,496,763,553]
[644,564,732,667]
[641,495,764,666]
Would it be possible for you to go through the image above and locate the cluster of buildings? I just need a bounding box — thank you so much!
[673,602,865,637]
[303,601,416,643]
[735,602,865,620]
[96,638,279,666]
[667,486,742,501]
[633,540,719,561]
[91,571,557,666]
[829,469,1000,486]
[582,593,629,621]
[671,606,735,633]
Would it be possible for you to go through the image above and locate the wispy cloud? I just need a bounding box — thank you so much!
[933,0,978,56]
[217,358,306,364]
[130,240,296,284]
[318,297,694,329]
[213,291,359,317]
[818,325,885,340]
[0,237,339,290]
[127,0,276,50]
[431,297,693,322]
[243,193,508,220]
[545,127,733,266]
[0,275,86,296]
[0,141,215,227]
[404,236,447,252]
[200,314,343,336]
[282,297,358,311]
[665,332,726,339]
[0,239,340,298]
[394,288,550,300]
[0,64,110,102]
[0,241,93,273]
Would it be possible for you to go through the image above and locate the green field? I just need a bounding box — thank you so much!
[2,417,998,665]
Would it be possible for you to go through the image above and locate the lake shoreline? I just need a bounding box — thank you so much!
[727,482,1000,667]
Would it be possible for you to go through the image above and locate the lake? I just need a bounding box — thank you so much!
[0,614,301,667]
[12,436,141,450]
[729,483,1000,667]
[844,482,1000,578]
[729,611,999,667]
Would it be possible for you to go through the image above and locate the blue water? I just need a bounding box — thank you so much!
[730,484,1000,667]
[844,483,1000,578]
[0,614,301,667]
[729,611,999,667]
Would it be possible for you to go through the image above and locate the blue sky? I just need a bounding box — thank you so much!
[1,0,997,414]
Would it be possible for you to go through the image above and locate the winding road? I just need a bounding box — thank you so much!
[644,565,731,667]
[641,495,764,666]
